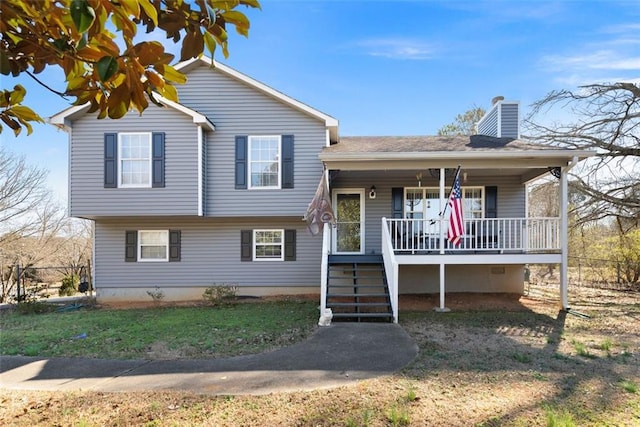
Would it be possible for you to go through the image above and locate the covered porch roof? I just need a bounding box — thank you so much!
[319,135,594,183]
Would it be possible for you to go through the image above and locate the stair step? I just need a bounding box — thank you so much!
[327,303,391,309]
[331,312,393,318]
[328,254,383,264]
[328,283,386,289]
[326,293,389,298]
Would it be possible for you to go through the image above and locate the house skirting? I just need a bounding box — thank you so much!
[95,286,320,303]
[399,264,525,294]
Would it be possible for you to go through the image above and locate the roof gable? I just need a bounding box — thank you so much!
[175,57,338,141]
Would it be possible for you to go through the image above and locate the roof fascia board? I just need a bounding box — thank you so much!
[49,95,215,132]
[320,159,577,171]
[319,149,595,162]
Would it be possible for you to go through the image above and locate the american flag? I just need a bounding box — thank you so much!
[447,171,464,246]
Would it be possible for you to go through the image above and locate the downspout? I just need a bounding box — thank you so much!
[560,156,578,310]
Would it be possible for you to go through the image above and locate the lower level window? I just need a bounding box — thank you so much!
[254,230,284,261]
[139,230,169,261]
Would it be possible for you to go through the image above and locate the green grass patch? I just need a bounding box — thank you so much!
[0,300,318,359]
[571,339,596,359]
[544,406,576,427]
[620,380,638,393]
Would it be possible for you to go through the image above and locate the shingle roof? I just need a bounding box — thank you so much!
[324,135,554,154]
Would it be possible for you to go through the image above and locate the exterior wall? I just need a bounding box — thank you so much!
[399,264,525,294]
[330,171,526,254]
[500,103,519,139]
[178,64,327,217]
[93,217,323,302]
[477,107,498,136]
[69,106,201,217]
[477,102,519,138]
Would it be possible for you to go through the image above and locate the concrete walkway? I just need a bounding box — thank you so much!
[0,323,418,395]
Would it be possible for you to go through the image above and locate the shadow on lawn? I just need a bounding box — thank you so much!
[400,299,638,425]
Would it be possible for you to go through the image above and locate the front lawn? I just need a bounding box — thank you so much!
[0,299,318,359]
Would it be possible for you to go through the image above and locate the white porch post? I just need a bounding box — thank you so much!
[435,168,450,312]
[560,166,569,309]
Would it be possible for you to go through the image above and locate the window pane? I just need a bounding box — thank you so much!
[249,136,280,188]
[140,231,166,245]
[141,245,166,259]
[336,223,361,252]
[254,230,283,259]
[120,134,150,186]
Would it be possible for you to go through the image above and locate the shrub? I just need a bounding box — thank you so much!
[203,284,238,306]
[146,286,165,304]
[59,274,79,296]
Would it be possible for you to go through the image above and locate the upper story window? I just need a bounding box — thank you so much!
[119,133,152,188]
[105,132,164,189]
[248,135,281,189]
[235,135,293,190]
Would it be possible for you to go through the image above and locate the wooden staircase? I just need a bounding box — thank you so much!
[326,254,393,322]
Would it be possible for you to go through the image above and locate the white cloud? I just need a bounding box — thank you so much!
[354,38,436,60]
[542,50,640,71]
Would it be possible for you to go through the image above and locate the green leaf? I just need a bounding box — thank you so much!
[203,32,217,59]
[70,0,96,34]
[96,56,118,82]
[8,85,27,105]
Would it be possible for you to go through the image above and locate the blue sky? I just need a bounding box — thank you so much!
[2,0,640,205]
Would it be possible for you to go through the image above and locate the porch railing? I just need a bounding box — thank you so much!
[386,217,560,253]
[381,217,399,323]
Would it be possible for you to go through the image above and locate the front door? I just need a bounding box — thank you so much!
[332,189,365,254]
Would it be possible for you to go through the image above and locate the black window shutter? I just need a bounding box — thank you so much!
[485,186,498,218]
[235,136,248,189]
[104,133,117,188]
[240,230,252,261]
[392,188,404,218]
[125,231,137,262]
[281,135,294,189]
[284,229,296,261]
[152,132,165,188]
[169,230,181,262]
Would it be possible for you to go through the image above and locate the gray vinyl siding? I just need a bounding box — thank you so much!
[177,64,326,217]
[477,107,498,136]
[69,105,200,217]
[500,103,519,138]
[476,102,519,138]
[94,217,322,290]
[330,172,525,254]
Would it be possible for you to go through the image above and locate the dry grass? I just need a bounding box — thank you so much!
[1,282,638,426]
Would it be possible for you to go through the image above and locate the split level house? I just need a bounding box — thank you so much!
[50,57,593,323]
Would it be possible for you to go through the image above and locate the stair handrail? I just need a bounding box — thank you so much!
[381,217,399,323]
[319,224,330,320]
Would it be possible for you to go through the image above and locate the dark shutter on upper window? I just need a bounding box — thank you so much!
[284,229,296,261]
[392,188,404,218]
[125,231,137,262]
[104,133,117,188]
[152,132,165,188]
[240,230,252,261]
[485,186,498,218]
[235,136,248,189]
[169,230,181,262]
[281,135,294,189]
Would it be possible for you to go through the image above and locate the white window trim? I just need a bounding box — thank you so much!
[253,229,284,261]
[138,230,169,262]
[247,135,281,190]
[118,132,152,188]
